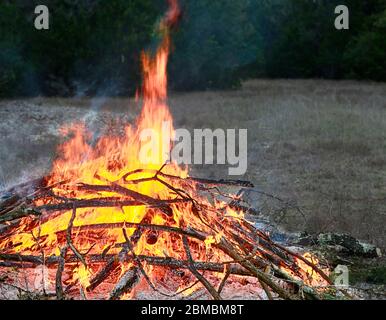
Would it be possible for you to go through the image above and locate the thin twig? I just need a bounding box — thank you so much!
[182,235,222,300]
[66,206,87,267]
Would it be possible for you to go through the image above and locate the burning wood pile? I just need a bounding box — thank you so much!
[0,0,346,300]
[1,171,339,300]
[0,172,342,301]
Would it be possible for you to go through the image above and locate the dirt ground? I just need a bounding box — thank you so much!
[1,79,386,250]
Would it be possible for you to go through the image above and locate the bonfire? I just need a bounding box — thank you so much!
[0,0,345,300]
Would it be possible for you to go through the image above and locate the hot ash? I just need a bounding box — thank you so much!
[0,0,339,300]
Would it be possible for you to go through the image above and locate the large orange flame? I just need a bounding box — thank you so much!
[0,0,193,286]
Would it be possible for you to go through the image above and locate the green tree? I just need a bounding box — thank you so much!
[27,0,159,95]
[0,0,159,96]
[170,0,261,90]
[247,0,385,80]
[344,4,386,81]
[0,3,30,97]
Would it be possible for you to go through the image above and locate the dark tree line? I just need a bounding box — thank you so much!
[248,0,386,82]
[0,0,160,97]
[0,0,385,97]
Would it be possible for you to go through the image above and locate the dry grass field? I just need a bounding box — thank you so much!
[170,80,386,250]
[1,79,386,250]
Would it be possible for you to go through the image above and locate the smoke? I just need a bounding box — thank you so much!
[0,167,6,191]
[82,95,109,148]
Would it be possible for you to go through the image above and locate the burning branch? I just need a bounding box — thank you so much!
[182,235,222,300]
[0,174,339,300]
